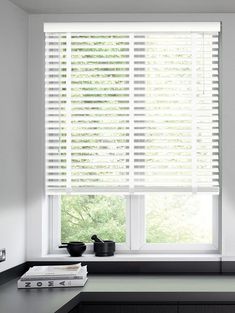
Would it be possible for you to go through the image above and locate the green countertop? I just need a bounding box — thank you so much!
[2,275,235,313]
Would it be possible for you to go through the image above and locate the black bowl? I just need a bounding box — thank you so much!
[59,241,86,257]
[67,241,84,246]
[94,240,115,257]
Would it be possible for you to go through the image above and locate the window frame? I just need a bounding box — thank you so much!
[48,193,219,254]
[46,26,221,255]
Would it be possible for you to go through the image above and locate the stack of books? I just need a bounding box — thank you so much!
[17,263,88,289]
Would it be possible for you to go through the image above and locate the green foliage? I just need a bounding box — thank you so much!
[145,194,212,244]
[61,195,126,243]
[61,194,212,245]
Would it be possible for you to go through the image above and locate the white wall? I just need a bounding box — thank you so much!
[0,0,28,272]
[27,13,235,260]
[0,5,234,271]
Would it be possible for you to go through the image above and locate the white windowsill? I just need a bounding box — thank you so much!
[28,253,221,262]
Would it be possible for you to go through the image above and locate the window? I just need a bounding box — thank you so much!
[45,22,220,253]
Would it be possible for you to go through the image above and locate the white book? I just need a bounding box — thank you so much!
[17,277,88,289]
[24,263,82,278]
[21,265,87,281]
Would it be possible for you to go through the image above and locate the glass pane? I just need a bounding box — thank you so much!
[145,193,213,244]
[61,195,126,243]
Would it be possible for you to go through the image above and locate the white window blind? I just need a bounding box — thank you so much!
[45,23,220,195]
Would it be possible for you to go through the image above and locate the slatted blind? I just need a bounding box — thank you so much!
[45,23,220,195]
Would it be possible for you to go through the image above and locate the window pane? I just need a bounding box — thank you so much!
[61,195,126,243]
[145,193,213,244]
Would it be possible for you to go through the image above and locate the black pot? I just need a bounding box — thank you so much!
[59,241,86,257]
[94,240,115,257]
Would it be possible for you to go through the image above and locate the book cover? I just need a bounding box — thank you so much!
[21,266,87,281]
[24,263,81,278]
[17,277,88,289]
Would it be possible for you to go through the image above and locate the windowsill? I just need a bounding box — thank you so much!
[28,253,221,262]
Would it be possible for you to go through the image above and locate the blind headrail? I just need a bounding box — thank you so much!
[44,22,221,33]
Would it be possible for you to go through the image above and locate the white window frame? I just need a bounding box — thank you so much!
[46,23,221,255]
[49,193,219,254]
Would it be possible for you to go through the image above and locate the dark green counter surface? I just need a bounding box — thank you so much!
[2,275,235,313]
